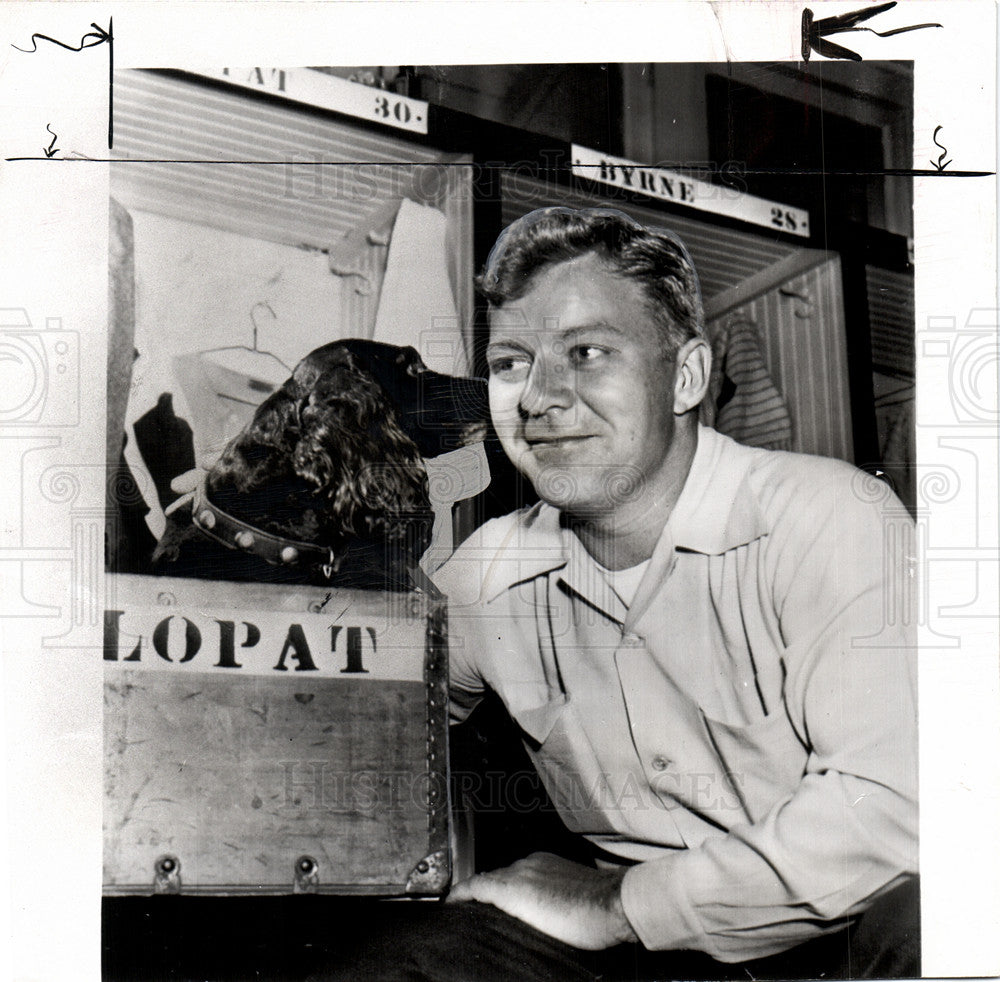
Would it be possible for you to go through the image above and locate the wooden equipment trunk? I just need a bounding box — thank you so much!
[103,574,449,897]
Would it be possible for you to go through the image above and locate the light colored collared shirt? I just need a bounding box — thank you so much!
[434,426,918,961]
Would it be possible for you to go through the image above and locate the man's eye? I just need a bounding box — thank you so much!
[488,354,531,380]
[569,345,609,364]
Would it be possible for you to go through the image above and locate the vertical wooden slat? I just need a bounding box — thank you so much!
[443,163,475,369]
[108,198,135,468]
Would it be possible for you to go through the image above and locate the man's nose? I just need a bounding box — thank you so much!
[519,356,573,417]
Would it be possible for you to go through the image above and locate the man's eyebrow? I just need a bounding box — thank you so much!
[488,323,627,349]
[485,338,531,356]
[561,322,627,339]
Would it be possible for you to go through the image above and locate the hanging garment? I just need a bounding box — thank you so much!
[328,199,398,339]
[172,346,290,466]
[327,198,399,296]
[132,392,196,511]
[373,198,468,376]
[714,316,793,451]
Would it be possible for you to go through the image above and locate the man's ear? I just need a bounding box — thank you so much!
[673,338,712,415]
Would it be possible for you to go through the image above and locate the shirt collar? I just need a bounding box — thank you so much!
[666,425,766,555]
[480,503,567,603]
[482,425,766,603]
[560,527,628,624]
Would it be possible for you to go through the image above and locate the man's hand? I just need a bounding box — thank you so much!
[448,852,638,951]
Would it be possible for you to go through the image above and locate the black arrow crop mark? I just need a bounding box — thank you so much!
[11,19,114,149]
[43,124,59,158]
[12,22,111,53]
[930,126,952,172]
[802,3,941,61]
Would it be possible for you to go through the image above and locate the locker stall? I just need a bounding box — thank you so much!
[105,69,480,907]
[457,96,914,510]
[110,69,478,543]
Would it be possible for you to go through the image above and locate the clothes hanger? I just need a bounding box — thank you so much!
[190,302,291,403]
[197,303,289,371]
[171,302,293,473]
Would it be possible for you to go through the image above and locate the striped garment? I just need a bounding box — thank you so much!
[713,316,793,451]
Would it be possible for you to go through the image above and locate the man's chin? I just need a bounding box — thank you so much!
[527,469,600,518]
[526,461,646,517]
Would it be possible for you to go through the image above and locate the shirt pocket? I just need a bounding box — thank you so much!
[701,708,809,824]
[509,692,569,747]
[508,695,621,836]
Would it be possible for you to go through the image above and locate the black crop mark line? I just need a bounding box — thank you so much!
[2,158,995,178]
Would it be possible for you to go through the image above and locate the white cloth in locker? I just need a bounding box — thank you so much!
[420,442,491,575]
[373,198,468,376]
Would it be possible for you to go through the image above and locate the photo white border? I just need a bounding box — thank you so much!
[1,2,996,978]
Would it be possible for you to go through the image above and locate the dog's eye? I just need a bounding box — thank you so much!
[406,361,426,377]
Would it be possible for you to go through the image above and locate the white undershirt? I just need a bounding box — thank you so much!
[597,558,651,609]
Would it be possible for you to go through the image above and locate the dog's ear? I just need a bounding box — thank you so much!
[293,373,430,533]
[354,455,428,517]
[208,383,301,493]
[291,369,361,496]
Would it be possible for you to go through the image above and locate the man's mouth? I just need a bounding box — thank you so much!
[525,434,592,448]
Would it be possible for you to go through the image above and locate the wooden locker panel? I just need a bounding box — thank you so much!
[707,255,854,463]
[103,574,449,897]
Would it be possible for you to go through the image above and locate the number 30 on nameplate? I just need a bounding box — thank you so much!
[198,67,429,135]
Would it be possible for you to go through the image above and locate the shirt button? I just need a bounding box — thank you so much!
[651,755,670,771]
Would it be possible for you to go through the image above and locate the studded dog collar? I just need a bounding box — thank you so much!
[189,480,341,578]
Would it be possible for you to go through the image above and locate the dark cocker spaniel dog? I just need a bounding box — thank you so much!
[151,340,491,591]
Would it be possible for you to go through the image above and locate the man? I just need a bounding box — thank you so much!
[435,207,919,979]
[310,207,918,982]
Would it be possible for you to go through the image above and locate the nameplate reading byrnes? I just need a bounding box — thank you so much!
[571,144,810,238]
